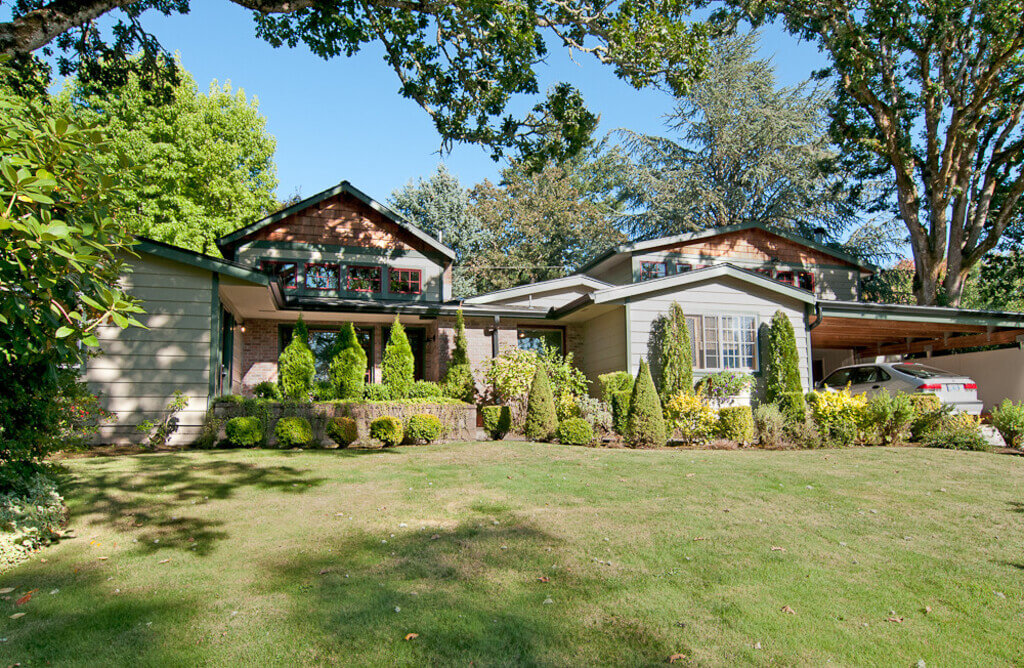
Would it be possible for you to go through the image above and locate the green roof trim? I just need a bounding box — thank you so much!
[215,180,456,260]
[133,237,270,285]
[819,300,1024,328]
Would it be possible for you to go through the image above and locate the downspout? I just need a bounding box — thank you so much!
[491,315,500,358]
[808,302,823,330]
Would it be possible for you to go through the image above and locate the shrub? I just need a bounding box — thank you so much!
[443,310,476,402]
[525,364,558,441]
[406,414,443,443]
[253,381,282,401]
[753,403,786,448]
[664,393,717,444]
[598,371,633,404]
[779,391,807,425]
[483,345,589,426]
[363,384,393,402]
[312,380,336,401]
[0,473,67,570]
[275,417,314,448]
[370,416,404,447]
[656,302,693,400]
[555,391,581,421]
[557,417,595,445]
[279,315,316,401]
[481,406,512,440]
[924,412,989,451]
[991,399,1024,448]
[382,316,415,399]
[224,416,262,447]
[611,390,632,435]
[908,394,944,441]
[626,360,666,448]
[786,418,822,449]
[136,390,190,447]
[717,406,754,444]
[330,322,367,400]
[408,380,444,399]
[864,392,914,445]
[326,416,358,447]
[763,311,803,404]
[696,371,752,408]
[575,396,613,435]
[808,389,868,445]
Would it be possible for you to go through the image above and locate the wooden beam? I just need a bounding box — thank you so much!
[870,329,1024,356]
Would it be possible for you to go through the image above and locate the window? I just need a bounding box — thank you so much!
[774,271,795,286]
[347,265,382,292]
[668,260,693,275]
[640,261,667,281]
[260,260,298,288]
[686,314,758,370]
[517,327,564,355]
[797,271,815,292]
[390,268,422,294]
[304,263,338,290]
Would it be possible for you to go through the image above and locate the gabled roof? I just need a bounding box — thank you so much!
[463,275,613,304]
[215,180,456,260]
[577,222,877,275]
[134,237,270,285]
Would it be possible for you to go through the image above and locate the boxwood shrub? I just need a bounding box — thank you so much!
[406,414,443,443]
[408,380,443,399]
[363,384,393,402]
[326,416,358,448]
[224,416,262,447]
[598,371,633,403]
[557,417,594,446]
[481,406,512,440]
[370,416,404,447]
[275,416,314,448]
[611,390,631,435]
[717,406,754,444]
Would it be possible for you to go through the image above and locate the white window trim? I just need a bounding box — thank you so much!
[685,312,760,372]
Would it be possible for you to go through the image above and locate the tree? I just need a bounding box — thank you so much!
[279,315,315,400]
[0,78,143,476]
[762,311,804,411]
[382,316,414,399]
[524,364,557,441]
[442,309,475,402]
[736,1,1024,305]
[619,31,859,242]
[1,0,716,164]
[329,323,367,400]
[59,65,278,255]
[626,359,666,448]
[656,302,694,401]
[390,165,491,297]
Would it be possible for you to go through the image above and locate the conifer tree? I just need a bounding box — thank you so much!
[627,359,667,448]
[524,364,558,441]
[658,302,694,401]
[382,316,415,399]
[330,322,368,400]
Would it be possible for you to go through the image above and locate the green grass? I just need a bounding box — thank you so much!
[3,444,1024,666]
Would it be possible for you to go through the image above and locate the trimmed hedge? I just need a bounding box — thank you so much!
[481,406,512,440]
[370,416,404,447]
[406,414,443,443]
[598,371,633,404]
[275,416,314,448]
[557,417,595,446]
[363,384,393,402]
[525,364,558,441]
[611,390,631,435]
[225,416,262,447]
[626,359,666,448]
[408,380,443,399]
[326,416,358,447]
[717,406,754,444]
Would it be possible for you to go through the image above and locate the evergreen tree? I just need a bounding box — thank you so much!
[627,359,667,448]
[524,364,558,441]
[382,316,415,399]
[763,311,803,402]
[330,323,367,400]
[443,309,476,402]
[279,315,315,401]
[658,302,694,401]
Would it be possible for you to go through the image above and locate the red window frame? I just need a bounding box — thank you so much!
[640,261,667,281]
[389,268,422,294]
[774,270,795,286]
[797,271,815,292]
[347,265,382,292]
[669,261,693,274]
[260,260,299,289]
[304,262,338,290]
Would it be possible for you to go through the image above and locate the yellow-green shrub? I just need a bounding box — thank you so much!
[808,388,868,444]
[664,392,717,444]
[717,406,754,444]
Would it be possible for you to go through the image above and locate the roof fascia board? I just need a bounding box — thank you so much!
[820,300,1024,328]
[591,264,816,305]
[134,238,269,285]
[464,275,613,304]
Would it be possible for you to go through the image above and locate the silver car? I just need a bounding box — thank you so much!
[818,362,983,415]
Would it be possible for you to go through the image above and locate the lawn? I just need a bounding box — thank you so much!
[2,443,1023,666]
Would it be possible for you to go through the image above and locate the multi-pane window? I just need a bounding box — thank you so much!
[797,271,815,292]
[686,314,758,370]
[260,260,298,288]
[347,265,382,292]
[669,261,693,274]
[304,263,338,290]
[517,327,565,355]
[640,261,667,281]
[389,268,422,294]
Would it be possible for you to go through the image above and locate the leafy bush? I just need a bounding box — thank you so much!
[555,391,581,421]
[664,393,717,444]
[611,390,632,435]
[779,391,808,425]
[275,416,314,448]
[598,371,633,404]
[0,473,67,571]
[406,414,443,443]
[483,345,589,425]
[408,380,444,399]
[481,406,512,440]
[136,390,189,447]
[382,316,415,399]
[626,360,666,448]
[525,364,558,441]
[326,416,358,447]
[909,394,945,441]
[575,396,613,435]
[990,399,1024,448]
[786,417,822,449]
[312,380,336,401]
[864,392,914,445]
[253,381,282,401]
[370,416,404,447]
[224,416,262,447]
[808,388,868,444]
[363,384,393,402]
[924,413,989,451]
[763,311,803,404]
[696,371,752,408]
[753,403,786,448]
[557,418,595,445]
[656,302,693,400]
[279,315,316,401]
[717,406,754,444]
[330,322,367,400]
[443,310,476,402]
[54,376,117,449]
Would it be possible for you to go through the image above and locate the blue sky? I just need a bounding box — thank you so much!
[64,4,829,202]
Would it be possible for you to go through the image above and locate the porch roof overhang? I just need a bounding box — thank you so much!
[811,300,1024,355]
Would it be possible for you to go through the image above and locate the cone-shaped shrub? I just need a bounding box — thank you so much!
[764,311,804,420]
[443,310,476,402]
[626,359,666,448]
[330,323,367,400]
[278,315,315,401]
[382,316,415,399]
[658,302,693,401]
[481,406,512,440]
[524,363,558,441]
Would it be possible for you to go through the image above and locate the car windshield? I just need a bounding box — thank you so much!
[891,363,958,379]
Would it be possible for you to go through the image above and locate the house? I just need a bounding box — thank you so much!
[87,181,1024,444]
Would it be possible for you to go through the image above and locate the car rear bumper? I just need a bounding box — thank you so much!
[947,400,983,416]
